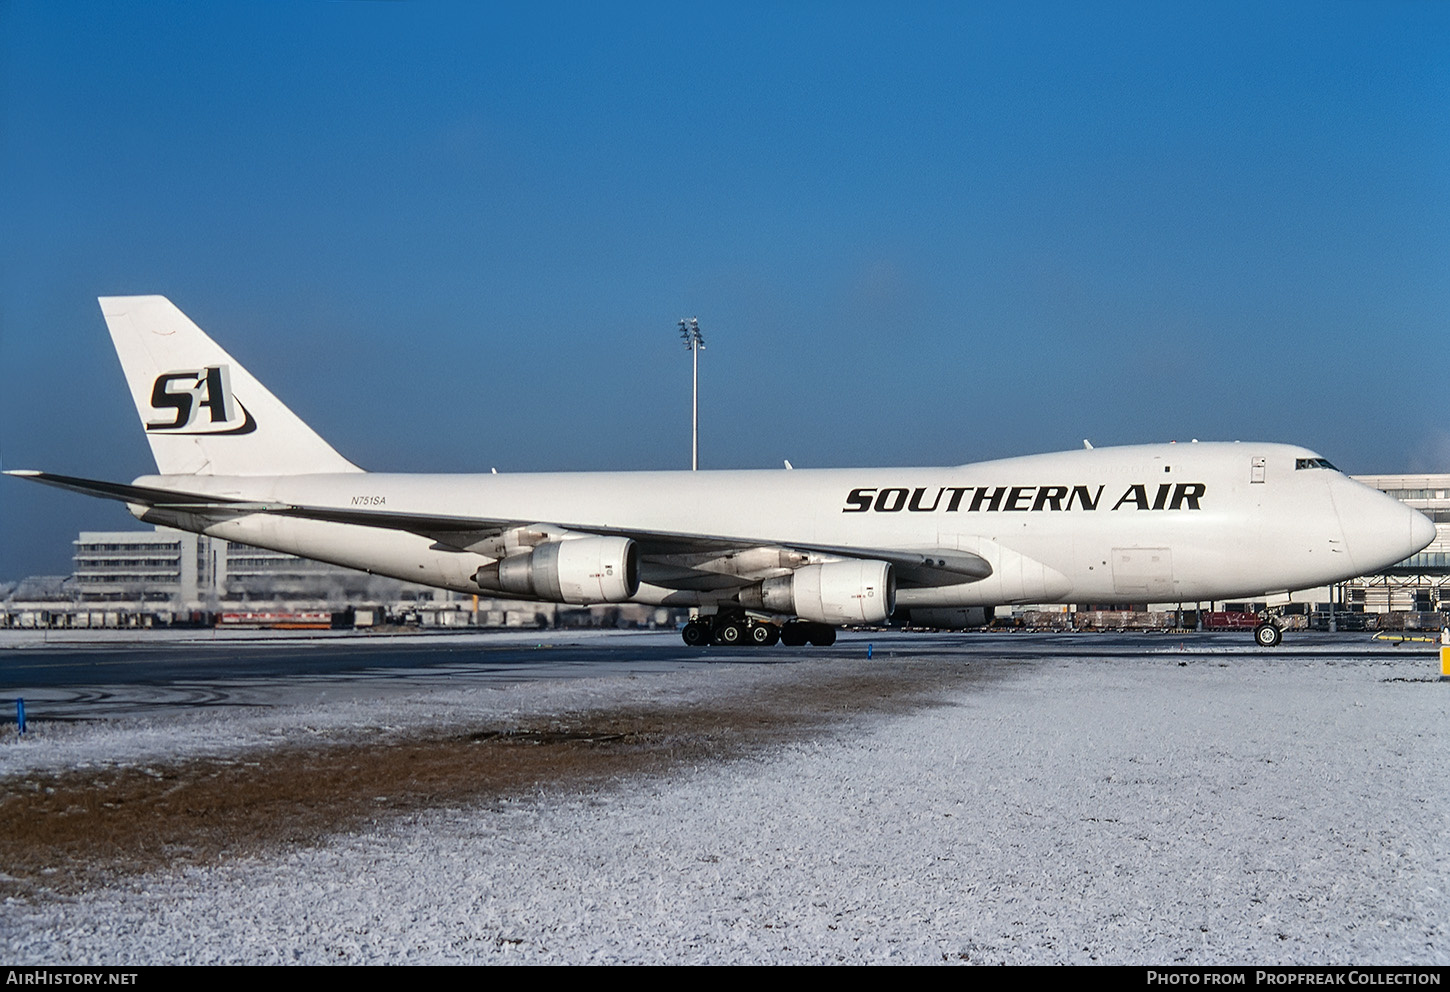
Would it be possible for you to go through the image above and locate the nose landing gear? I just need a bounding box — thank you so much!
[1253,620,1283,648]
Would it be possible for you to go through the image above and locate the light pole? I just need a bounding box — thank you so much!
[679,317,704,470]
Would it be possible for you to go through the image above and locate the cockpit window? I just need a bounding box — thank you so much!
[1295,458,1338,471]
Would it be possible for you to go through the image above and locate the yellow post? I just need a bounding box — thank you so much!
[1441,646,1450,681]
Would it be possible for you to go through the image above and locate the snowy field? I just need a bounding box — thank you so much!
[1,633,1446,965]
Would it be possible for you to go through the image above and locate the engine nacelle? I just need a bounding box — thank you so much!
[738,560,895,625]
[473,536,639,604]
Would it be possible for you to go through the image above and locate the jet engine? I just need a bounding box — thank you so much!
[473,536,639,604]
[737,560,895,624]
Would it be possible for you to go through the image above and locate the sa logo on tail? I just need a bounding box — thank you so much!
[146,365,256,435]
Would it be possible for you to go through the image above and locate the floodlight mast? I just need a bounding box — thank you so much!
[679,317,704,470]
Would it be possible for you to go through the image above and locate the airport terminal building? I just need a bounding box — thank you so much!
[69,529,406,607]
[55,530,577,628]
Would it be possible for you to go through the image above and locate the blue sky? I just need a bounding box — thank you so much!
[2,1,1447,578]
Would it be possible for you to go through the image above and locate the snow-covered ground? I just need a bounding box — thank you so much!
[2,637,1446,964]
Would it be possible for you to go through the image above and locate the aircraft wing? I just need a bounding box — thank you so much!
[6,470,992,589]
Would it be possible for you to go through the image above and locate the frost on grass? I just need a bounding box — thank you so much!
[1,647,1446,965]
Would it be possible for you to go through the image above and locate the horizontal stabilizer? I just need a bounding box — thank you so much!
[2,470,272,510]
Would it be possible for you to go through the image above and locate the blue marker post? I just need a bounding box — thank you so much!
[867,643,873,659]
[16,698,25,737]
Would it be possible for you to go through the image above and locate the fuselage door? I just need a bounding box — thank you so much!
[1111,547,1175,600]
[1250,456,1267,484]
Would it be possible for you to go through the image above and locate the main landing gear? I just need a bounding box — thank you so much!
[680,614,836,647]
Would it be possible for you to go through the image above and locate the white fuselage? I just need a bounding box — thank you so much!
[131,441,1433,609]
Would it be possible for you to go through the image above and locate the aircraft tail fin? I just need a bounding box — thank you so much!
[100,296,363,476]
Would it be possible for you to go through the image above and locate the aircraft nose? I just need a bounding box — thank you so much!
[1330,477,1436,574]
[1410,506,1436,554]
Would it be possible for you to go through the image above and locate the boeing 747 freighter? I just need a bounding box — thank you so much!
[7,297,1435,647]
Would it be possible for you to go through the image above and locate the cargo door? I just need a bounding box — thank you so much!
[1111,547,1175,600]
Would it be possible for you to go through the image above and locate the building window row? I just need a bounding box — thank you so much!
[1383,552,1450,572]
[1379,489,1449,501]
[75,542,183,552]
[74,574,181,586]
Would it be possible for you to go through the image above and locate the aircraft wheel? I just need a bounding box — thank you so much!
[715,622,746,646]
[1254,622,1283,648]
[780,622,808,647]
[749,623,776,646]
[808,623,837,646]
[681,621,711,647]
